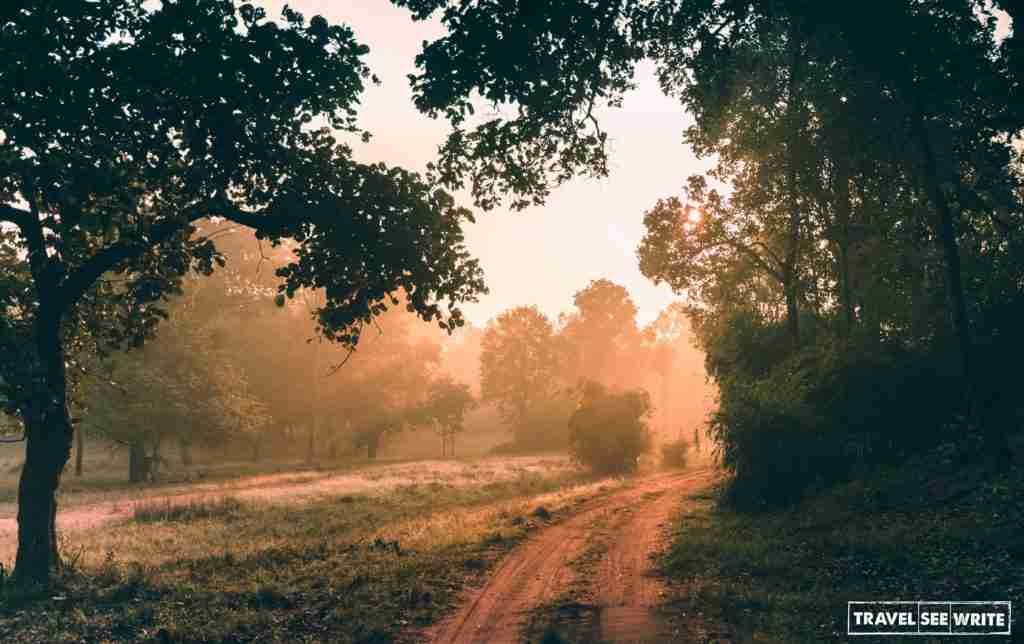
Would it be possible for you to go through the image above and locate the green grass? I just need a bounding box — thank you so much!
[0,469,617,643]
[660,445,1024,642]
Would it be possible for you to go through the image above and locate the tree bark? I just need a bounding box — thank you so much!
[14,315,73,586]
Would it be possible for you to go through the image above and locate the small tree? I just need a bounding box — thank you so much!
[415,377,475,457]
[568,381,652,474]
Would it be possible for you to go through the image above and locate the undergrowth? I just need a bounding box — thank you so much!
[661,442,1024,642]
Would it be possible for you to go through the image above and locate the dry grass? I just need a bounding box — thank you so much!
[0,454,578,565]
[0,461,621,643]
[131,496,247,524]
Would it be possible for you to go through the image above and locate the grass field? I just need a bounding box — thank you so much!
[0,455,625,643]
[660,442,1024,642]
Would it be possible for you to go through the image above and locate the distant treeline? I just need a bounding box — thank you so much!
[72,227,712,478]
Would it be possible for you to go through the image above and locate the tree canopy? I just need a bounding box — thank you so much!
[0,1,485,585]
[397,0,1023,503]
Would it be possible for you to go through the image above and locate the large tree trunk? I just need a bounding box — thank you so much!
[14,316,73,586]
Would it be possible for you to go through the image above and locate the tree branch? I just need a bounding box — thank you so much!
[56,198,281,316]
[697,237,786,284]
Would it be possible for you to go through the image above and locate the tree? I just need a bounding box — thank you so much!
[396,0,1021,466]
[559,279,642,387]
[326,306,444,461]
[568,380,652,474]
[797,1,1019,463]
[480,306,561,437]
[0,2,484,585]
[414,376,476,457]
[79,279,270,480]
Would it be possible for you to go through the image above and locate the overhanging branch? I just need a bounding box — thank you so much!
[56,198,283,315]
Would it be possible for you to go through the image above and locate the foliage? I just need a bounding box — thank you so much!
[514,395,577,452]
[661,439,690,469]
[480,306,561,431]
[393,0,644,210]
[80,287,271,466]
[397,0,1024,497]
[412,376,476,456]
[661,441,1024,641]
[707,315,967,507]
[568,381,652,474]
[0,1,486,583]
[559,279,642,388]
[478,284,715,454]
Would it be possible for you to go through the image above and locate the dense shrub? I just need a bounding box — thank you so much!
[661,438,690,468]
[568,381,652,474]
[705,310,977,508]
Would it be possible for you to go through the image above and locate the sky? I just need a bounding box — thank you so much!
[257,1,714,328]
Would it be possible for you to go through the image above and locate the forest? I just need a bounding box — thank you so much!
[0,0,1022,642]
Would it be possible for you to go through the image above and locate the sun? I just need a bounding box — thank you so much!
[686,208,703,224]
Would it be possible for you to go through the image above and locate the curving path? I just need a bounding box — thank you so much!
[423,467,716,643]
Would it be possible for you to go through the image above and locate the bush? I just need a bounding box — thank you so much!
[568,381,652,474]
[712,331,965,509]
[661,439,690,468]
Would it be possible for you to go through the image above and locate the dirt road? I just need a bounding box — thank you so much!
[423,467,716,644]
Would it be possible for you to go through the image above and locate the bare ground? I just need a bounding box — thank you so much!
[421,467,716,644]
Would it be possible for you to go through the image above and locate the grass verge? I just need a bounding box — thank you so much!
[0,470,618,643]
[660,447,1024,642]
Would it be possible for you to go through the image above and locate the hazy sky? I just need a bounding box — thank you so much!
[258,1,713,327]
